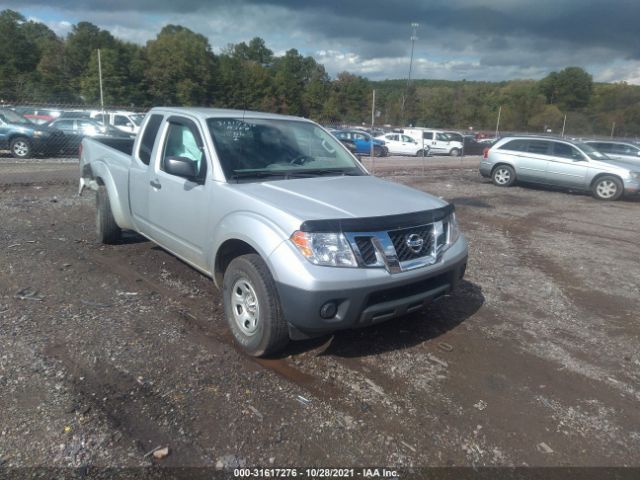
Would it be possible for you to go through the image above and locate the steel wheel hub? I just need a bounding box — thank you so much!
[495,169,510,184]
[14,141,28,157]
[231,278,260,336]
[596,180,617,198]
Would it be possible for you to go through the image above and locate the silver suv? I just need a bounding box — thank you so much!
[584,140,640,165]
[480,136,640,201]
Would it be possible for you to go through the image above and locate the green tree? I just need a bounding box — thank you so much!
[65,22,116,91]
[144,25,217,105]
[0,10,40,99]
[539,67,593,110]
[80,42,143,105]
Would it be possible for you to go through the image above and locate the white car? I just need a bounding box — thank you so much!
[376,133,428,156]
[90,110,146,134]
[404,128,464,156]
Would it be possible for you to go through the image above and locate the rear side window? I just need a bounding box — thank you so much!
[114,115,130,126]
[423,132,434,140]
[527,140,550,154]
[553,142,583,160]
[138,114,164,165]
[594,142,613,152]
[499,139,528,152]
[613,143,638,155]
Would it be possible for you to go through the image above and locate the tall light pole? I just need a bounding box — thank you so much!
[400,22,419,127]
[97,49,105,116]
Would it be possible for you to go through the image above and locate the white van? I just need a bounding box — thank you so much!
[404,128,464,156]
[90,110,146,134]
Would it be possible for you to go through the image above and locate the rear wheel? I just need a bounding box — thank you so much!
[591,176,623,201]
[373,145,383,157]
[223,254,289,357]
[492,165,516,187]
[96,186,121,244]
[449,148,461,157]
[10,137,32,159]
[416,149,427,157]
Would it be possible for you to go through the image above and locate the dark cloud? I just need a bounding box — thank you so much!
[8,0,640,81]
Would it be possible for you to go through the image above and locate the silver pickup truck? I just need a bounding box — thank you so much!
[79,107,468,356]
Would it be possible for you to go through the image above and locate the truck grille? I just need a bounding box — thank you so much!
[354,236,377,265]
[388,225,435,262]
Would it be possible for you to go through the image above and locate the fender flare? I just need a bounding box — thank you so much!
[209,211,290,287]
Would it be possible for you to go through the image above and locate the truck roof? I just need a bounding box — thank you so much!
[148,107,308,123]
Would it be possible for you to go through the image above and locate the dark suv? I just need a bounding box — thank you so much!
[0,108,64,158]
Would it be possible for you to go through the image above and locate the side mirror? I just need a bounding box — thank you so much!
[165,156,198,181]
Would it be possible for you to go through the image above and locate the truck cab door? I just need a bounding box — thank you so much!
[129,113,164,235]
[146,116,211,269]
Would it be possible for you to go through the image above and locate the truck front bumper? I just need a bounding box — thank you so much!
[270,237,468,339]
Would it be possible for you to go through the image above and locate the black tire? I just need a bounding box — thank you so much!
[223,254,289,357]
[416,149,427,157]
[449,148,461,157]
[491,164,516,187]
[96,186,121,244]
[373,145,383,157]
[10,137,32,159]
[591,175,623,201]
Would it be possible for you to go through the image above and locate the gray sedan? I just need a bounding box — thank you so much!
[584,140,640,166]
[480,136,640,200]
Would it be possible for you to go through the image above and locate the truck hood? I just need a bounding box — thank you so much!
[233,175,448,224]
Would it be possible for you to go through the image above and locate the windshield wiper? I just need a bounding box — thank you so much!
[229,168,362,182]
[228,170,293,182]
[285,168,362,178]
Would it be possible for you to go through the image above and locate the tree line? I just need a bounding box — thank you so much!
[2,9,640,137]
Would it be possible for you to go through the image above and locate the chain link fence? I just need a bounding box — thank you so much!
[3,101,639,186]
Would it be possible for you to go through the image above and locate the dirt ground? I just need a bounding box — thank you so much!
[0,157,639,470]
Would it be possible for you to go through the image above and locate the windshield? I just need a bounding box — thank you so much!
[0,109,32,125]
[207,118,365,181]
[130,113,145,126]
[575,142,610,160]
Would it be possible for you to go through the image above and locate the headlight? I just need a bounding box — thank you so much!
[290,231,358,267]
[630,172,640,180]
[33,130,46,137]
[446,213,461,246]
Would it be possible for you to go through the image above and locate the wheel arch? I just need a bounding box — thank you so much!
[214,239,259,287]
[491,162,516,176]
[590,172,623,189]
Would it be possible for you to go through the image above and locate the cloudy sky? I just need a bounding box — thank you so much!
[10,0,640,84]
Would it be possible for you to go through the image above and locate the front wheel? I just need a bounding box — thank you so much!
[416,149,427,157]
[223,254,289,357]
[10,137,32,159]
[449,148,461,157]
[373,145,383,157]
[591,176,623,201]
[492,165,516,187]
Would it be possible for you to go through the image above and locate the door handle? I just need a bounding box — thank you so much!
[150,179,162,189]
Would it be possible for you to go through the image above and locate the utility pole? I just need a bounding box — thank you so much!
[561,113,567,138]
[97,49,105,116]
[400,23,419,127]
[370,89,376,171]
[495,105,502,139]
[611,122,616,138]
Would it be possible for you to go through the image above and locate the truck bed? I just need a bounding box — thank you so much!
[79,137,136,230]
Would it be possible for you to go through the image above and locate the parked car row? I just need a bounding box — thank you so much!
[0,107,137,158]
[481,136,640,201]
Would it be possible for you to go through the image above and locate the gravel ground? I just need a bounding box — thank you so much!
[0,159,639,470]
